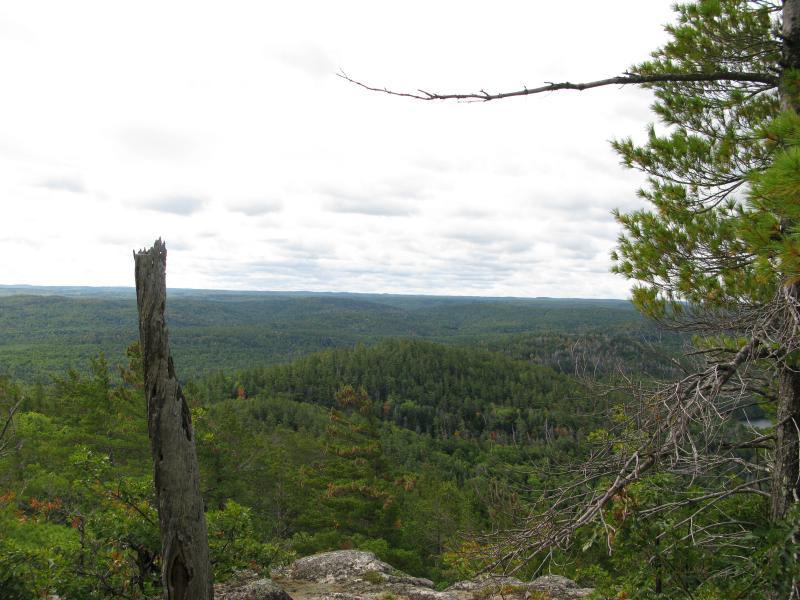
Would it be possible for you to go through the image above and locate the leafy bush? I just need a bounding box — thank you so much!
[208,500,294,580]
[0,507,79,599]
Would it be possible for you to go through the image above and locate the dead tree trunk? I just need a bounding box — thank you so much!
[134,239,213,600]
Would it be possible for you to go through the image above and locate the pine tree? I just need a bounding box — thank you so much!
[608,0,800,528]
[319,384,397,544]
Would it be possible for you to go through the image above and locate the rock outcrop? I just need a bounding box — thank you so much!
[216,550,595,600]
[215,571,295,600]
[446,572,593,599]
[280,550,595,600]
[528,574,593,599]
[277,549,424,585]
[446,574,527,591]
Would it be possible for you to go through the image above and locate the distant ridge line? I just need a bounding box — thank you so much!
[0,284,630,303]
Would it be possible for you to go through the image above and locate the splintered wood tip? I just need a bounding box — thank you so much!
[134,239,167,259]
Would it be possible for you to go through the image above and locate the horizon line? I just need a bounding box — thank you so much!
[0,283,631,302]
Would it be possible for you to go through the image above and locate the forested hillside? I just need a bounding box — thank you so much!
[0,286,675,382]
[0,335,605,596]
[199,338,587,442]
[0,288,691,594]
[0,283,776,599]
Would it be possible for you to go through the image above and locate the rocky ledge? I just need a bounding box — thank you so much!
[216,550,594,600]
[215,572,293,600]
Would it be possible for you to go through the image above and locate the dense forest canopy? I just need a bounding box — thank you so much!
[0,287,663,381]
[0,303,629,596]
[0,284,766,599]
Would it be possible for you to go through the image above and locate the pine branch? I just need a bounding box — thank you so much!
[338,70,779,102]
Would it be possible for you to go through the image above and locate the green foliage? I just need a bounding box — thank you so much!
[316,384,397,542]
[743,110,800,284]
[0,325,701,594]
[191,339,606,582]
[480,327,684,380]
[611,0,784,315]
[212,338,587,444]
[363,569,385,584]
[763,509,800,598]
[207,500,295,580]
[2,338,584,592]
[0,349,161,598]
[0,504,80,600]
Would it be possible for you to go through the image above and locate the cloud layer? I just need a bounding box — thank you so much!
[141,195,207,216]
[0,0,676,298]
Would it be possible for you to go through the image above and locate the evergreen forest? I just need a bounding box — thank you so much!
[0,288,692,597]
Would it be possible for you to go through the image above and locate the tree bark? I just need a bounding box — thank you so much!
[771,360,800,521]
[134,239,213,600]
[768,3,800,597]
[771,0,800,522]
[783,0,800,113]
[769,313,800,599]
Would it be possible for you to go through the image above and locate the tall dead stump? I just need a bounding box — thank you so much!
[134,239,213,599]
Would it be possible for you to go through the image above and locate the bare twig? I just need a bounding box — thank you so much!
[0,397,22,455]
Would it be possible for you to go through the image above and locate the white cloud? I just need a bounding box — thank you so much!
[273,44,337,78]
[0,0,677,299]
[230,200,283,216]
[140,195,207,216]
[38,176,86,194]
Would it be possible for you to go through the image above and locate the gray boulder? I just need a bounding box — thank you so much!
[282,550,433,588]
[215,572,294,600]
[402,589,456,600]
[283,550,394,583]
[528,574,594,599]
[447,573,594,600]
[273,550,594,600]
[446,575,526,592]
[298,595,364,600]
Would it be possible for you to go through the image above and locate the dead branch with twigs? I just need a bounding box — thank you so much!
[337,70,779,103]
[471,285,800,575]
[0,396,22,456]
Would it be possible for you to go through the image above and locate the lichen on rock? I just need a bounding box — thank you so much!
[265,550,594,600]
[215,571,294,600]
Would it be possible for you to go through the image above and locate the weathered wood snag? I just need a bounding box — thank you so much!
[134,239,213,599]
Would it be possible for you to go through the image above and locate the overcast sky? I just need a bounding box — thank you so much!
[0,1,677,298]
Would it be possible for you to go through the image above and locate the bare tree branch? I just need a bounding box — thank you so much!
[338,71,779,102]
[0,397,22,455]
[470,285,800,575]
